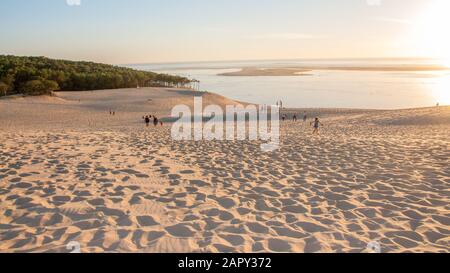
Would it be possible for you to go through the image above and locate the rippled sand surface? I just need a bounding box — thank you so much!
[0,88,449,253]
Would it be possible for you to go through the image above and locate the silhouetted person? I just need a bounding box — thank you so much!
[303,112,307,122]
[311,117,323,135]
[153,116,159,126]
[144,116,150,127]
[293,114,297,122]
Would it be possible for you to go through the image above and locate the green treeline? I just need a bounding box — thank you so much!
[0,55,192,96]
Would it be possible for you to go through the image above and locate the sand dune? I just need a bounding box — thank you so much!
[0,88,449,253]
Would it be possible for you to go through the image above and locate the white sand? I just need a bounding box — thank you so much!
[0,88,449,253]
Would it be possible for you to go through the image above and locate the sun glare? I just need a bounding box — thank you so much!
[413,0,450,67]
[432,76,450,105]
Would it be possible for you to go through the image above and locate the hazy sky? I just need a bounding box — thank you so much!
[0,0,444,64]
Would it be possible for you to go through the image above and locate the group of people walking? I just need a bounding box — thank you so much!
[281,111,323,134]
[143,115,163,127]
[141,109,322,133]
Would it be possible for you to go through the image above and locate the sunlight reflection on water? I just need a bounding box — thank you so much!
[131,59,450,109]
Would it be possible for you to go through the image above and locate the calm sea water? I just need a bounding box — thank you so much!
[128,58,450,109]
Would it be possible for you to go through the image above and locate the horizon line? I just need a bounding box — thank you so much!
[121,56,440,67]
[0,53,441,67]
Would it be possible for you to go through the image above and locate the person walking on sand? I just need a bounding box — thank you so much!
[153,116,159,127]
[311,117,323,135]
[144,115,150,127]
[293,114,298,122]
[303,112,308,122]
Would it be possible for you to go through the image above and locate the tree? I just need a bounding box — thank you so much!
[0,55,191,95]
[43,80,60,94]
[22,79,59,96]
[0,82,8,97]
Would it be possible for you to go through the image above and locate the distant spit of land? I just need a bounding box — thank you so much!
[219,64,450,76]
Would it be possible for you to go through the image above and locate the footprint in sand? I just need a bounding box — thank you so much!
[219,234,245,246]
[136,216,159,227]
[268,238,292,252]
[165,224,196,238]
[217,197,237,209]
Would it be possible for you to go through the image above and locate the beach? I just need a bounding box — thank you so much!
[0,88,449,253]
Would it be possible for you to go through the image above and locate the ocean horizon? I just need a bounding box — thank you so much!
[128,58,450,110]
